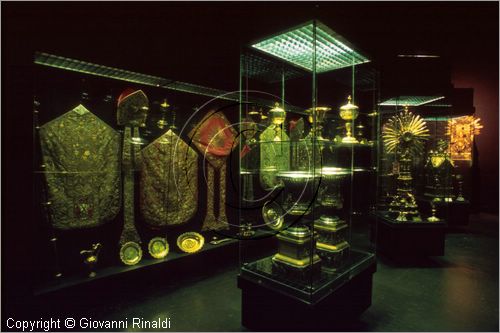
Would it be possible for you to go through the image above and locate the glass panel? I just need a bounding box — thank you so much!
[35,52,240,101]
[33,54,241,295]
[239,20,376,304]
[375,99,454,224]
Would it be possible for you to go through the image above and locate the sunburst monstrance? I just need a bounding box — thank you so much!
[382,107,429,221]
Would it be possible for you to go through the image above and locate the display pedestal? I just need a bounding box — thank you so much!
[416,198,470,227]
[238,260,376,331]
[374,213,446,260]
[34,239,238,296]
[443,200,470,227]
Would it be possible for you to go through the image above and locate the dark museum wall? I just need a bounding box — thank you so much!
[6,2,497,210]
[2,2,498,217]
[452,58,499,213]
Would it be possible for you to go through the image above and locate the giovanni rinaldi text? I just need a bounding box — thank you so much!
[6,317,172,331]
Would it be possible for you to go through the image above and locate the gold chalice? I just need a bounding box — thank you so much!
[248,106,261,124]
[339,96,359,143]
[305,106,331,141]
[269,102,286,141]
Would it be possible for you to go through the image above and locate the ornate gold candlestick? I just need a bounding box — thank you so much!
[455,174,465,202]
[427,200,441,222]
[157,98,169,129]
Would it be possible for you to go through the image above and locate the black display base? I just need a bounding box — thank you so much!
[317,246,350,272]
[374,212,446,260]
[20,240,239,322]
[416,197,470,227]
[34,238,238,296]
[238,260,376,331]
[272,256,322,282]
[444,200,470,227]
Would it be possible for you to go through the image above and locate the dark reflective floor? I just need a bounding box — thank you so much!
[78,214,498,331]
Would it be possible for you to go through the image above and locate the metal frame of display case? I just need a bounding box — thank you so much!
[237,20,377,330]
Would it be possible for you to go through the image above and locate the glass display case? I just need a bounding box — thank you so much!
[372,95,456,258]
[446,113,482,223]
[33,52,241,294]
[236,21,377,329]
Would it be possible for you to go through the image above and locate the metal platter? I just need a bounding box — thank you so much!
[148,237,169,259]
[177,232,205,254]
[119,241,143,266]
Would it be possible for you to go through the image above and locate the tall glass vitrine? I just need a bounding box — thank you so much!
[372,95,454,258]
[236,21,378,329]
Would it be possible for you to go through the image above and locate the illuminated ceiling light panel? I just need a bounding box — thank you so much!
[422,117,452,121]
[34,52,239,101]
[252,21,370,73]
[425,102,452,108]
[378,96,445,107]
[397,54,440,58]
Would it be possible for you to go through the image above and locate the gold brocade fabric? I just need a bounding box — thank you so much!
[139,129,198,227]
[120,127,142,245]
[295,139,322,171]
[117,89,149,249]
[259,125,290,189]
[218,164,228,224]
[39,105,121,230]
[203,166,217,230]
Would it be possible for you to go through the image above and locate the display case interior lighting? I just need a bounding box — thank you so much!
[34,52,240,102]
[424,102,453,108]
[252,21,370,73]
[378,96,445,107]
[422,117,451,121]
[319,167,351,176]
[397,54,440,58]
